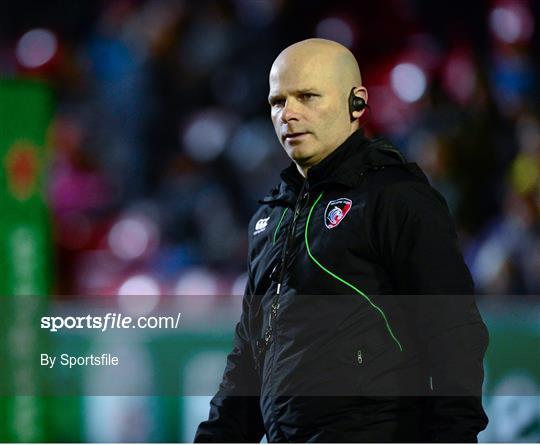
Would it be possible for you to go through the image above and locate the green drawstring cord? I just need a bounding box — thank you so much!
[273,208,289,245]
[305,192,403,352]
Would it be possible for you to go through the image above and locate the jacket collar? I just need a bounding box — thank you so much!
[279,129,370,190]
[261,129,409,204]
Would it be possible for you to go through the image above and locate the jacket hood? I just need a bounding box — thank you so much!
[261,129,426,204]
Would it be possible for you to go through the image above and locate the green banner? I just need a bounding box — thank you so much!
[0,79,54,442]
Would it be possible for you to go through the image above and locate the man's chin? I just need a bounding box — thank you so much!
[289,151,313,166]
[290,154,318,175]
[292,142,327,162]
[287,143,312,161]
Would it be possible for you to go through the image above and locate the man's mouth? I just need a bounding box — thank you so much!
[284,132,309,140]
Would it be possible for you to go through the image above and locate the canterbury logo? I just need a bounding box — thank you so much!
[253,217,270,235]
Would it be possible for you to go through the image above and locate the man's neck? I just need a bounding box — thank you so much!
[296,163,307,178]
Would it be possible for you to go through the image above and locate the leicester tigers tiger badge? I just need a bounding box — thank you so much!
[324,198,352,229]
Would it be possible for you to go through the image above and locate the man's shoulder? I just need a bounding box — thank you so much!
[371,174,452,227]
[355,161,452,217]
[361,162,429,192]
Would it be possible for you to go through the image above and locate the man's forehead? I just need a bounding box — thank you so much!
[268,75,329,95]
[270,52,330,77]
[269,58,336,91]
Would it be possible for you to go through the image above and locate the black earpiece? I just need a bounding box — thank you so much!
[348,87,366,121]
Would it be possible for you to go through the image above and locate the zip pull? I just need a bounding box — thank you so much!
[271,299,280,317]
[269,295,280,324]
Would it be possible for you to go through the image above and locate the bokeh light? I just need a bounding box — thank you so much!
[489,2,534,44]
[16,29,58,68]
[182,110,239,162]
[442,48,477,106]
[226,118,276,172]
[108,214,158,261]
[390,62,427,103]
[118,274,161,296]
[174,268,219,296]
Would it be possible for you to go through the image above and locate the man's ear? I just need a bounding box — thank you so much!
[351,86,368,119]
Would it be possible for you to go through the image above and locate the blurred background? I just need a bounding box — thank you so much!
[1,0,539,442]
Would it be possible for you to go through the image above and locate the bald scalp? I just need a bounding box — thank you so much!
[270,38,362,95]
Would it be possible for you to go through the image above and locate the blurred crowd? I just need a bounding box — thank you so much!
[1,0,539,296]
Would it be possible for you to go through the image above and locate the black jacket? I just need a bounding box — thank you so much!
[195,130,489,443]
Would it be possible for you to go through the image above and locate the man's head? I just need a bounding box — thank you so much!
[268,38,368,176]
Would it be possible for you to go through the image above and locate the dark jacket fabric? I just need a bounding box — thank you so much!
[195,129,489,443]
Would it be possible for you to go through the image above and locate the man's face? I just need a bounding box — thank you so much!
[268,54,353,172]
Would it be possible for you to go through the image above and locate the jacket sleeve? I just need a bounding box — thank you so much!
[374,180,489,443]
[194,263,265,443]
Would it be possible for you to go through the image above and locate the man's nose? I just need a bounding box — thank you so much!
[280,99,299,123]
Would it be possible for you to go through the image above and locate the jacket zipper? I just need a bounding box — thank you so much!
[256,178,310,362]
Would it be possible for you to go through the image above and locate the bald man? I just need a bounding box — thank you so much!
[195,39,488,443]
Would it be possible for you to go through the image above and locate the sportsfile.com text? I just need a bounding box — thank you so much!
[40,312,181,332]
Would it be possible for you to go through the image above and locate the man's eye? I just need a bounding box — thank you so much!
[299,93,316,101]
[271,99,285,108]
